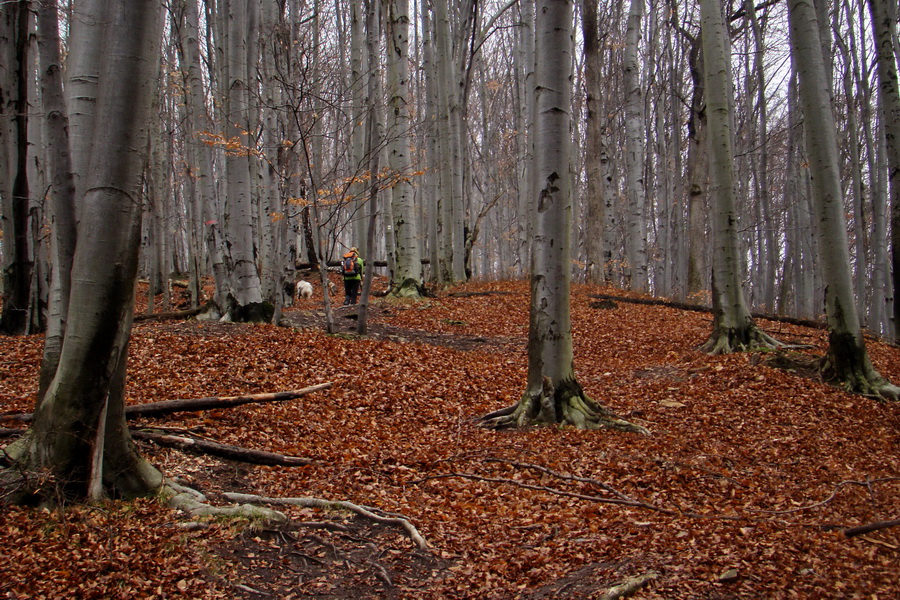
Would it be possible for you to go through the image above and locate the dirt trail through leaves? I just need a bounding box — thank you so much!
[2,279,899,599]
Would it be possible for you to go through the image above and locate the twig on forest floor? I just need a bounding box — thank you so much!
[417,472,684,516]
[749,478,900,515]
[483,458,639,502]
[843,518,900,538]
[223,492,428,550]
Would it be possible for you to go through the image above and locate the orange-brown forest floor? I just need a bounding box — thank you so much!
[2,277,899,599]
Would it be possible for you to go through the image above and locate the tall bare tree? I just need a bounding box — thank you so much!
[7,0,166,501]
[480,0,645,432]
[699,0,779,354]
[787,0,898,398]
[384,0,424,297]
[0,1,33,334]
[867,0,900,340]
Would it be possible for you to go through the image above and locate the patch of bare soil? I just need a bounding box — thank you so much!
[219,520,448,599]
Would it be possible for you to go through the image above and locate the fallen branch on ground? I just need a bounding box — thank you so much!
[125,382,333,418]
[418,472,680,515]
[222,492,428,550]
[588,292,827,330]
[6,382,333,422]
[448,291,518,298]
[843,519,900,538]
[132,430,315,466]
[134,307,203,322]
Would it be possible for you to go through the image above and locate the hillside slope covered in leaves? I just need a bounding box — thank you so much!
[2,278,899,599]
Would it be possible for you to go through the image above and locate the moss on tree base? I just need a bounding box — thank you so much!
[479,377,649,434]
[819,333,900,400]
[389,278,425,299]
[699,323,781,355]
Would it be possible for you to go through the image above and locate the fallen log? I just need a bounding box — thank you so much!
[131,430,314,466]
[448,291,518,298]
[588,293,828,330]
[125,382,333,418]
[6,382,333,423]
[134,307,203,322]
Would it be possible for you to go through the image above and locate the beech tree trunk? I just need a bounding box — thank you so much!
[581,0,605,285]
[36,0,76,401]
[623,0,648,292]
[787,0,898,399]
[480,0,645,433]
[699,0,777,354]
[8,0,166,502]
[221,0,268,322]
[867,0,900,340]
[384,0,424,297]
[0,1,33,335]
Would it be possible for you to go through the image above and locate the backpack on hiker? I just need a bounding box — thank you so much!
[342,254,360,277]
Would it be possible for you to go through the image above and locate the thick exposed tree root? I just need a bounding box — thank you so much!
[699,324,782,355]
[819,354,900,400]
[479,377,649,434]
[817,332,900,400]
[222,492,428,549]
[389,278,425,299]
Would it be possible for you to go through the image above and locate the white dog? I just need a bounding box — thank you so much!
[296,280,313,299]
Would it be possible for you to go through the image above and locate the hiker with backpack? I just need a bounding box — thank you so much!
[341,247,364,305]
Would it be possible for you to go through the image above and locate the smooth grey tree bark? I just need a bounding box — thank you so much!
[788,0,898,399]
[867,0,900,340]
[384,0,424,297]
[6,0,166,502]
[480,0,645,433]
[623,0,648,292]
[220,0,268,322]
[35,0,76,400]
[581,0,605,285]
[698,0,779,354]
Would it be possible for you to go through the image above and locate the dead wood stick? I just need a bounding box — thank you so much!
[223,492,428,550]
[843,519,900,538]
[484,458,638,502]
[5,382,333,423]
[131,430,314,466]
[418,472,679,515]
[0,428,24,438]
[126,382,333,418]
[599,571,659,600]
[588,292,828,330]
[134,307,203,322]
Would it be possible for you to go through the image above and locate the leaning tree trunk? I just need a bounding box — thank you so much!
[480,0,645,433]
[6,0,165,503]
[787,0,899,399]
[698,0,778,354]
[35,0,76,402]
